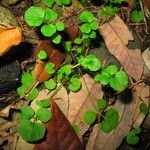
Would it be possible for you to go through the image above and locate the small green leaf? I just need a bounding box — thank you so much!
[18,120,46,142]
[69,77,81,92]
[26,88,39,101]
[79,11,95,23]
[74,38,82,45]
[45,62,55,74]
[97,99,107,110]
[65,41,72,52]
[21,73,34,87]
[43,0,55,7]
[83,110,97,125]
[19,106,35,120]
[17,85,26,96]
[38,50,47,60]
[139,103,148,115]
[90,21,99,30]
[80,23,91,34]
[89,31,97,39]
[104,65,118,76]
[44,79,57,90]
[36,108,52,122]
[126,131,139,145]
[41,24,56,37]
[45,8,58,21]
[52,34,61,44]
[132,127,141,134]
[36,99,52,108]
[24,6,45,27]
[72,123,80,134]
[55,21,65,31]
[131,10,144,22]
[76,47,84,54]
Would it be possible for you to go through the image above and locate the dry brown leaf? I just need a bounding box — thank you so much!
[99,15,143,81]
[0,27,22,56]
[88,83,149,150]
[34,40,66,83]
[68,74,103,139]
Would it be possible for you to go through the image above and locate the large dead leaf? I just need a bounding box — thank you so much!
[68,74,103,139]
[0,27,22,56]
[87,83,149,150]
[34,40,65,82]
[99,15,143,81]
[35,102,84,150]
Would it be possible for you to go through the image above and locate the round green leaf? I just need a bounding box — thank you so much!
[18,120,46,142]
[21,73,34,87]
[65,41,72,52]
[74,38,82,45]
[89,31,97,39]
[45,62,55,74]
[72,123,80,134]
[90,21,99,30]
[69,77,81,92]
[55,21,65,31]
[17,85,26,96]
[36,108,52,122]
[132,127,141,134]
[38,50,47,60]
[26,88,39,101]
[139,103,148,115]
[24,6,45,27]
[52,34,61,44]
[126,132,139,145]
[43,0,55,7]
[44,79,57,90]
[97,99,107,110]
[79,11,95,23]
[104,65,118,76]
[76,47,84,54]
[83,110,97,125]
[41,24,56,37]
[45,8,58,21]
[36,99,52,108]
[80,23,91,34]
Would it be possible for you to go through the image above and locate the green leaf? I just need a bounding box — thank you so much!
[126,131,139,145]
[17,85,26,96]
[69,77,81,92]
[83,110,97,125]
[89,31,97,39]
[36,99,52,108]
[55,21,65,31]
[41,24,56,37]
[43,0,55,7]
[38,50,47,60]
[26,88,39,101]
[109,71,128,91]
[45,62,55,74]
[132,127,141,134]
[101,108,119,133]
[45,8,58,21]
[79,11,95,23]
[76,47,84,54]
[97,99,107,110]
[65,41,72,52]
[36,108,52,122]
[18,120,46,142]
[19,106,35,120]
[94,72,110,85]
[55,0,71,5]
[80,23,91,34]
[79,54,101,71]
[52,34,61,44]
[139,103,148,115]
[104,65,118,76]
[90,21,99,30]
[131,10,144,22]
[72,123,80,134]
[44,79,57,90]
[74,38,82,45]
[24,6,45,27]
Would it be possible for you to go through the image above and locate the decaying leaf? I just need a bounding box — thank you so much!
[68,74,103,139]
[99,15,143,81]
[35,102,84,150]
[34,40,65,82]
[87,83,149,150]
[0,27,22,56]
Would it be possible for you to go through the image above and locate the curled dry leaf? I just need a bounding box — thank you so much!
[35,102,84,150]
[99,15,143,81]
[87,83,149,150]
[68,74,103,139]
[34,40,65,82]
[0,27,22,56]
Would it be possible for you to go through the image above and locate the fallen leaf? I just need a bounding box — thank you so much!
[68,74,103,139]
[88,83,149,150]
[34,40,66,82]
[99,15,143,81]
[0,27,22,56]
[35,102,84,150]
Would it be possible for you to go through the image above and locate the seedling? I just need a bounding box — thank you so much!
[139,103,148,115]
[44,79,57,90]
[68,77,81,92]
[38,50,48,60]
[45,62,55,74]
